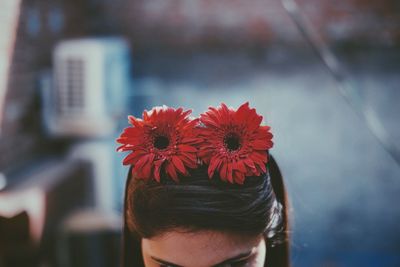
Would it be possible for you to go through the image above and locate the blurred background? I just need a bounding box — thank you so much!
[0,0,399,266]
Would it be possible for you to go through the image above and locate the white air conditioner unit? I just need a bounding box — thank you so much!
[48,37,130,137]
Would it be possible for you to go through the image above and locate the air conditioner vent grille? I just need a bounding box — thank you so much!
[57,58,85,115]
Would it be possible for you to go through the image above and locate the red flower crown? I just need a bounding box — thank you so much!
[116,102,273,184]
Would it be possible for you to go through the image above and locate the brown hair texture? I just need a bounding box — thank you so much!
[121,155,290,267]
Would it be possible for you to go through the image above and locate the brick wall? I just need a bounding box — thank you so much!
[0,0,87,171]
[113,0,400,49]
[118,0,292,49]
[297,0,400,46]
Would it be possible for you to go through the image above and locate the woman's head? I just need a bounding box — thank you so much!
[122,156,289,267]
[119,103,289,266]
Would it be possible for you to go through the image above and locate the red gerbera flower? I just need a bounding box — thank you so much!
[198,102,273,184]
[116,106,200,182]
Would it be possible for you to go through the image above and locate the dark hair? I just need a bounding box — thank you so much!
[122,155,290,267]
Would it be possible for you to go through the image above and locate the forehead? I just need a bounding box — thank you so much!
[142,230,264,267]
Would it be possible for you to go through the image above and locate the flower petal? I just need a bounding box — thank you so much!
[153,159,164,182]
[166,162,178,182]
[227,163,233,183]
[178,144,197,152]
[122,150,146,165]
[208,155,222,178]
[172,156,187,174]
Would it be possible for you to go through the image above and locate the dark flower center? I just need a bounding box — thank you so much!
[224,133,241,151]
[154,135,170,150]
